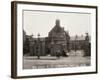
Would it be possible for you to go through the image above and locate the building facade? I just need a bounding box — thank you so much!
[23,20,91,56]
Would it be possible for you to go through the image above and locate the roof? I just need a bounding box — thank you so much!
[49,19,64,34]
[70,36,90,41]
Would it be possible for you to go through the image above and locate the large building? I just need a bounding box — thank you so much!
[23,19,91,56]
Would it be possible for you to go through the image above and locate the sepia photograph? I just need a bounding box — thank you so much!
[11,1,97,78]
[23,10,91,69]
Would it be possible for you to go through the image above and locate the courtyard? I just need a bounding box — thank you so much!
[23,51,91,69]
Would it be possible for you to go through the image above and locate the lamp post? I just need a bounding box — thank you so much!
[37,33,40,59]
[74,35,78,56]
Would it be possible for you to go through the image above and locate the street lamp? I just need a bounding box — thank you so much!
[75,35,78,56]
[37,33,41,59]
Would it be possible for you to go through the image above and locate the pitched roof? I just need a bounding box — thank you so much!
[49,20,64,33]
[50,25,64,33]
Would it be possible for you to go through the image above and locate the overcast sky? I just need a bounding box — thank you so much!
[23,10,91,38]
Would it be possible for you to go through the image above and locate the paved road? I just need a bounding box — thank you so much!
[23,56,91,69]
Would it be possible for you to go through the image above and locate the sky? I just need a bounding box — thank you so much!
[23,10,91,38]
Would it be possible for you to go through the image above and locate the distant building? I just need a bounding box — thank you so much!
[69,35,86,50]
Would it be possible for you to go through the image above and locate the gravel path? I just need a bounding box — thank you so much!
[23,56,91,69]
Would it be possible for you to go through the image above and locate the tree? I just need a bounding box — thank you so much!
[65,31,70,53]
[23,37,30,55]
[83,33,91,56]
